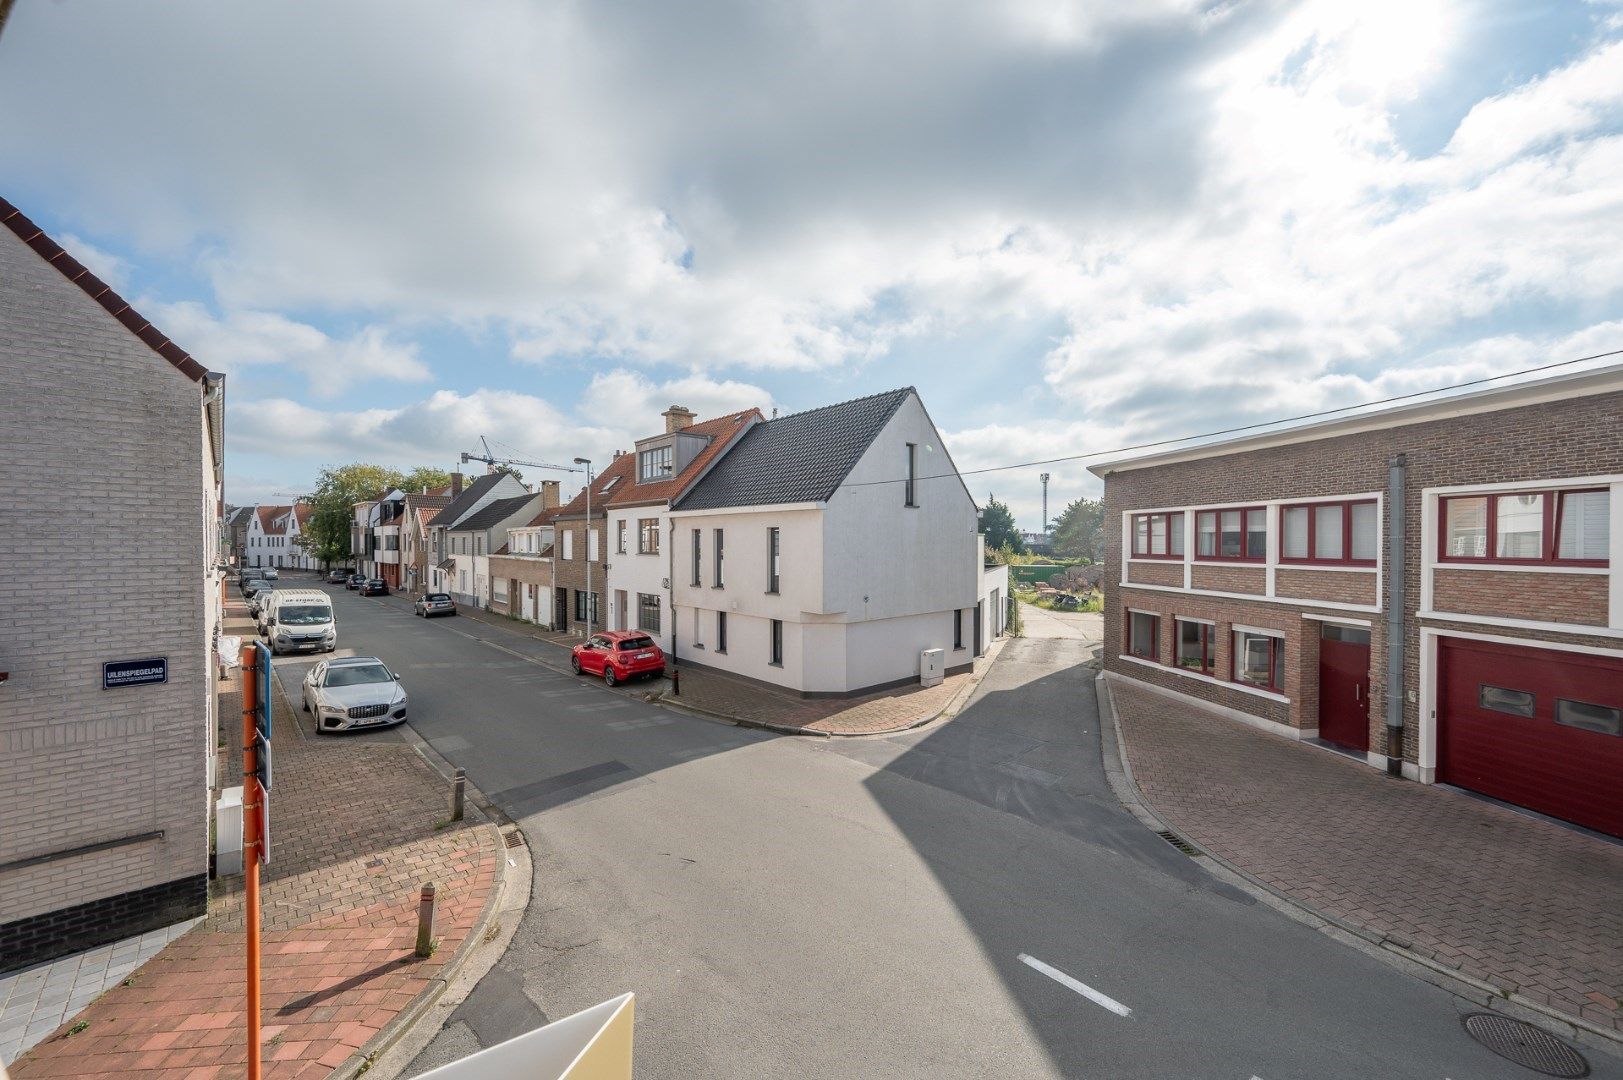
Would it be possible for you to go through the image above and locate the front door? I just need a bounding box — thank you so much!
[973,601,984,656]
[1318,624,1371,752]
[554,587,569,629]
[615,590,629,631]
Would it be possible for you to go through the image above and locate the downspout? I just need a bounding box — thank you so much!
[1384,453,1407,777]
[668,511,680,696]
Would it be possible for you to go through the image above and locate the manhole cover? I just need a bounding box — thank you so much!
[1462,1013,1588,1077]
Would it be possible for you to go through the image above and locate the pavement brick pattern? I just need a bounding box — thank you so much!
[8,604,501,1079]
[1110,677,1623,1037]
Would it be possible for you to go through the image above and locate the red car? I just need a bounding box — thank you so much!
[571,631,665,686]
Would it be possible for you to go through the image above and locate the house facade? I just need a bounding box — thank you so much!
[246,504,294,568]
[0,198,225,972]
[669,388,1000,697]
[489,512,559,624]
[225,505,254,567]
[401,487,454,595]
[428,471,531,598]
[1091,363,1623,839]
[603,406,762,653]
[443,487,557,608]
[552,458,634,636]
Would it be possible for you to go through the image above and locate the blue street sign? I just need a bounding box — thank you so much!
[253,640,272,740]
[104,657,167,689]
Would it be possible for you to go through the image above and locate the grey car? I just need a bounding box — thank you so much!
[301,657,408,733]
[413,592,457,617]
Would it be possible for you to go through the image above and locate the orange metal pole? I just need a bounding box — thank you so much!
[240,643,263,1080]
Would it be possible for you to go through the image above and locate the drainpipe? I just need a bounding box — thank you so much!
[667,513,680,696]
[1384,453,1407,777]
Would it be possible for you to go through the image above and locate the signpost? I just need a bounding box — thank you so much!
[239,640,273,1080]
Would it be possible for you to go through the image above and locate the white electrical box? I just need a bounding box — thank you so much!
[216,785,244,877]
[920,648,945,687]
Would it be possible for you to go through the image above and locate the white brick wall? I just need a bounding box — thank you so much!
[0,226,213,924]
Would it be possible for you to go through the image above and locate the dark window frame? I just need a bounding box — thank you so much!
[691,528,702,587]
[637,592,661,634]
[716,610,728,654]
[904,442,918,507]
[1194,506,1267,563]
[1230,629,1284,692]
[637,518,660,555]
[1279,498,1378,567]
[1173,618,1214,675]
[1131,511,1185,560]
[616,519,627,555]
[638,445,673,482]
[1125,609,1160,662]
[713,528,725,588]
[767,527,781,594]
[1438,488,1608,568]
[769,618,784,666]
[953,609,963,650]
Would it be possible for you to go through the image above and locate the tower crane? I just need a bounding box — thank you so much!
[459,436,583,477]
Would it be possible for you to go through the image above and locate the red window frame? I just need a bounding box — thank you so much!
[1230,629,1284,692]
[1194,506,1266,563]
[1131,511,1185,560]
[1279,499,1377,567]
[1438,488,1608,567]
[1125,608,1160,661]
[1172,618,1214,675]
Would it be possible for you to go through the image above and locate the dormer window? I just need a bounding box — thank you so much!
[638,446,673,482]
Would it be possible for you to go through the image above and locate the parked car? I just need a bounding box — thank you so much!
[248,587,277,618]
[239,570,266,595]
[346,573,366,590]
[301,656,407,733]
[326,569,348,584]
[242,577,272,600]
[360,578,389,596]
[263,567,279,581]
[414,593,457,617]
[570,631,665,687]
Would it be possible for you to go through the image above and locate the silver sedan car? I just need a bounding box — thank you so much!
[414,592,457,617]
[301,656,408,733]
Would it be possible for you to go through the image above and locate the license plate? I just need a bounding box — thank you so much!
[636,652,653,659]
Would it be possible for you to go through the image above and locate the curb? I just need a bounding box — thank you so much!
[1093,671,1623,1058]
[654,636,1008,738]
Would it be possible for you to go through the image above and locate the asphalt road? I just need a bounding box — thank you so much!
[282,580,1622,1079]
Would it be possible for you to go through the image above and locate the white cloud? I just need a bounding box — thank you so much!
[576,370,774,428]
[150,302,431,395]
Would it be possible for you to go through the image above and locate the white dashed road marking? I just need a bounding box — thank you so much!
[1017,954,1133,1018]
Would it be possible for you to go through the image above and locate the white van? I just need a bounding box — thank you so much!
[262,589,337,655]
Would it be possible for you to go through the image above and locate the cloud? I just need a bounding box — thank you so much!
[149,302,431,395]
[575,370,775,427]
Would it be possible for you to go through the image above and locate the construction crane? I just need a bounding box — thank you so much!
[459,436,583,477]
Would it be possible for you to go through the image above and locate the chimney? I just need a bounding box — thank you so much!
[663,404,697,433]
[540,480,561,509]
[450,472,464,497]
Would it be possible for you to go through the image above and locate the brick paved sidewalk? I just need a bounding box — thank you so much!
[1106,675,1623,1040]
[8,603,504,1079]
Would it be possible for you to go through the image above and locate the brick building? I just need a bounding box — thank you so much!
[551,455,638,636]
[1091,362,1623,838]
[0,198,226,971]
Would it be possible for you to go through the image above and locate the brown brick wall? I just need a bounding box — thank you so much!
[1127,560,1183,587]
[1190,563,1267,594]
[551,518,606,634]
[1275,568,1379,607]
[1431,568,1609,626]
[1103,387,1623,765]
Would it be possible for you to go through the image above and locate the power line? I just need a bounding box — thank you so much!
[839,348,1623,491]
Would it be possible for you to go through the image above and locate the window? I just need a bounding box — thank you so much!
[574,590,599,625]
[1195,507,1265,561]
[616,519,627,554]
[1479,685,1534,717]
[1555,699,1621,736]
[1231,629,1284,691]
[714,529,725,587]
[1131,512,1185,559]
[691,528,702,586]
[562,530,573,560]
[638,445,673,481]
[1126,610,1159,661]
[767,527,781,593]
[1440,489,1609,565]
[954,609,963,649]
[716,611,728,653]
[769,619,784,666]
[637,593,661,633]
[1175,619,1214,674]
[905,443,918,507]
[692,609,704,647]
[638,518,659,555]
[1280,500,1377,565]
[588,526,599,563]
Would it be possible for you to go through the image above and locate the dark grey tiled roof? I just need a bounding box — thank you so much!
[452,494,539,532]
[675,388,912,511]
[433,472,513,529]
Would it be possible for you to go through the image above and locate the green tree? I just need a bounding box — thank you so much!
[1050,497,1104,563]
[979,497,1026,554]
[400,466,453,494]
[300,463,407,567]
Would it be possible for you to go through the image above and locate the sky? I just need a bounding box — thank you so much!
[3,0,1621,529]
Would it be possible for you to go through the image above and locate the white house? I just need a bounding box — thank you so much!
[429,471,532,598]
[264,504,316,570]
[246,504,293,568]
[603,406,762,653]
[669,388,1004,696]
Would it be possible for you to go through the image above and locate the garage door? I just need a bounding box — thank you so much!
[1439,636,1623,838]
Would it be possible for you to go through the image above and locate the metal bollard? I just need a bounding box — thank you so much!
[451,768,466,821]
[415,882,438,958]
[671,666,680,697]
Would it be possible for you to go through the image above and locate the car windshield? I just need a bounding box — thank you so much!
[325,664,392,687]
[617,637,655,651]
[280,605,330,626]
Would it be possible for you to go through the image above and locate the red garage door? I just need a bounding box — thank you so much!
[1439,637,1623,838]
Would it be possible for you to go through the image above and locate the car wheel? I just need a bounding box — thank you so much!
[604,667,617,687]
[571,655,582,675]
